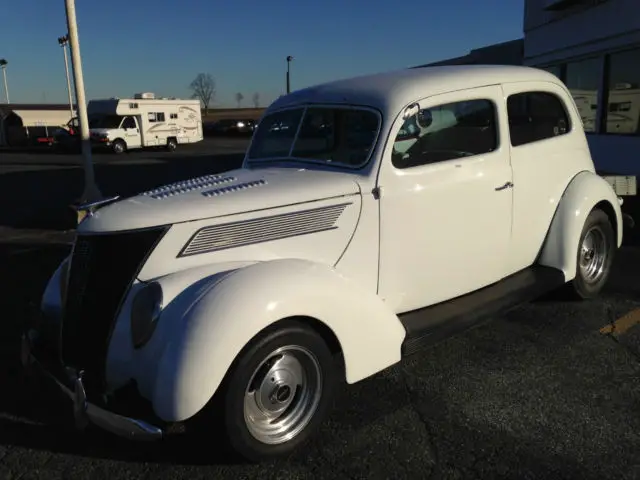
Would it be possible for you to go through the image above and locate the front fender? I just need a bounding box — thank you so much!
[538,171,623,280]
[105,261,255,396]
[150,258,406,423]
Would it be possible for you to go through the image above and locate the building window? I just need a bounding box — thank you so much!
[392,99,497,169]
[565,57,601,133]
[506,91,570,147]
[170,113,178,119]
[604,48,640,135]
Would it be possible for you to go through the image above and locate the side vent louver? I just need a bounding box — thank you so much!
[201,179,267,197]
[143,174,237,199]
[179,202,351,257]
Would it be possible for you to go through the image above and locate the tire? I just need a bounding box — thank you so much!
[112,139,126,154]
[191,320,338,462]
[166,138,178,151]
[569,208,616,299]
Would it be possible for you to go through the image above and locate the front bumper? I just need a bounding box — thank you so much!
[21,330,164,441]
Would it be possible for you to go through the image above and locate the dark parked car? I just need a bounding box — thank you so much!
[207,118,256,136]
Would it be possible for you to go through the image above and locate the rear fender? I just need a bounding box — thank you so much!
[538,171,623,280]
[150,258,405,422]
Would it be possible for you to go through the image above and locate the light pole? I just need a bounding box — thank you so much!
[0,59,9,104]
[64,0,102,203]
[286,55,293,94]
[58,34,75,122]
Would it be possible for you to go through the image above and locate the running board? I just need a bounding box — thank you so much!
[399,266,566,356]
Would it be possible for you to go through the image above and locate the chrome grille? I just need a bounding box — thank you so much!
[179,202,351,257]
[60,227,167,395]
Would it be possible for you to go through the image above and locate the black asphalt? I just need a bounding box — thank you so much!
[1,141,639,479]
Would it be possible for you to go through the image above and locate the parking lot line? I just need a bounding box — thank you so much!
[600,308,640,336]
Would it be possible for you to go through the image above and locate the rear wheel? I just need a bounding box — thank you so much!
[166,137,178,152]
[569,208,615,299]
[191,320,338,462]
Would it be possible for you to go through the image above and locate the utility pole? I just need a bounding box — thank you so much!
[0,59,9,103]
[64,0,102,203]
[286,55,293,94]
[58,34,75,122]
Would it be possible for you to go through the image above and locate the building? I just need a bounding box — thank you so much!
[414,39,524,67]
[523,0,640,174]
[0,104,76,147]
[412,0,638,173]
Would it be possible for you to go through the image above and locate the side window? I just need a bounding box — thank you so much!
[148,112,166,123]
[121,116,136,129]
[392,99,497,169]
[506,91,570,147]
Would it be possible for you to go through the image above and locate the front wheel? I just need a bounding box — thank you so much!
[112,139,126,155]
[569,208,616,299]
[192,320,338,462]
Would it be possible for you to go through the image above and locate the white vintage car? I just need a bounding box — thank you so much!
[22,65,633,462]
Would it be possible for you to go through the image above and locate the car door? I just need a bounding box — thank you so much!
[122,116,142,148]
[377,85,514,314]
[501,82,582,274]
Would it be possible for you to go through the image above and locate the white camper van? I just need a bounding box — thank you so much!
[86,93,203,154]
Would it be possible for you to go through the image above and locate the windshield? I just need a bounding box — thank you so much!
[89,114,123,129]
[247,106,380,168]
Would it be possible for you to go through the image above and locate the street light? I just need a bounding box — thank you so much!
[286,55,293,94]
[58,34,75,122]
[64,0,103,204]
[0,59,9,104]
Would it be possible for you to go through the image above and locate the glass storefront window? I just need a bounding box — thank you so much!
[604,48,640,135]
[565,58,601,133]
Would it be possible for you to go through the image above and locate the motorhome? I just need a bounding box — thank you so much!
[86,93,203,154]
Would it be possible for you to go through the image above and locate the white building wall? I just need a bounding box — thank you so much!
[523,0,640,175]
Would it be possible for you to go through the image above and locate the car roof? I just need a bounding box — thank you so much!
[267,65,564,116]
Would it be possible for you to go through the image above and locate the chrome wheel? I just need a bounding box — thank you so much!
[243,345,323,445]
[579,225,608,283]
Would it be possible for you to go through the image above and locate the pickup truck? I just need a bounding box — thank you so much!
[22,64,635,462]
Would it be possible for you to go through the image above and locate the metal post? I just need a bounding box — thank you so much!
[59,36,75,121]
[0,61,9,104]
[64,0,102,203]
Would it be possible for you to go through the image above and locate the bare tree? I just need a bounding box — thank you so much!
[189,73,215,115]
[252,92,260,108]
[235,92,244,108]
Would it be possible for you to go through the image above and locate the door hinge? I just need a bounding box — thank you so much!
[372,186,381,200]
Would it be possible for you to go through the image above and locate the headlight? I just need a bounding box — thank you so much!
[130,282,163,349]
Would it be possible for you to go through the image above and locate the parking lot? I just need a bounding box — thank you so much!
[1,139,639,479]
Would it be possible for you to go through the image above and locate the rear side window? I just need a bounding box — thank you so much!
[507,91,571,147]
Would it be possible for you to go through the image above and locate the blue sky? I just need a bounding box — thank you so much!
[0,0,524,108]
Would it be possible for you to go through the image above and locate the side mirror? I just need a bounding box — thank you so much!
[416,109,432,129]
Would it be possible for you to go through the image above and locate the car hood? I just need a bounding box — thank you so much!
[78,167,362,233]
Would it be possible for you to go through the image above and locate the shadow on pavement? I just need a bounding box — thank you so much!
[0,152,245,231]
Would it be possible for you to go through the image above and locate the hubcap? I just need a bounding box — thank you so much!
[243,345,322,445]
[579,225,608,283]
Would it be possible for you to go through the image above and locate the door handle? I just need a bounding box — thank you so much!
[495,181,513,191]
